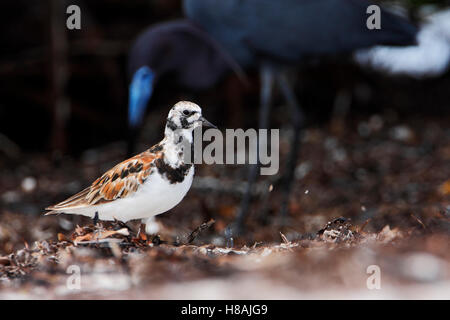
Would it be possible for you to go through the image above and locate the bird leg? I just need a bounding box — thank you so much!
[232,65,274,235]
[152,235,162,246]
[137,223,148,241]
[277,73,305,224]
[92,211,99,226]
[225,226,234,248]
[91,211,105,242]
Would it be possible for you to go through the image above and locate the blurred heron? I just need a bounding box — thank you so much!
[183,0,417,233]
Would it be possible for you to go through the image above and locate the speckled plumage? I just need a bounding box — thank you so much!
[46,101,212,223]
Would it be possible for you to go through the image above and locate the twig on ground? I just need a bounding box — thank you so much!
[187,219,215,244]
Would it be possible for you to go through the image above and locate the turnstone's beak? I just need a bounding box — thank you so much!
[200,116,217,129]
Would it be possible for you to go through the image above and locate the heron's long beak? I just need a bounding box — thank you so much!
[200,116,217,129]
[128,66,154,128]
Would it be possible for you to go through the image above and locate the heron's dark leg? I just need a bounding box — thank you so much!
[277,73,305,223]
[330,89,352,136]
[93,211,99,226]
[232,65,275,235]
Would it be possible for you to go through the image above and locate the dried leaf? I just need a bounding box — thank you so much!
[73,228,129,244]
[439,180,450,195]
[280,232,289,244]
[0,256,10,266]
[377,225,403,243]
[57,233,68,242]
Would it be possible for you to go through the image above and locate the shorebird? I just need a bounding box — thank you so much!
[46,101,216,226]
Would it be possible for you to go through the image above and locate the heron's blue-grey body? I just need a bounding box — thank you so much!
[183,0,417,67]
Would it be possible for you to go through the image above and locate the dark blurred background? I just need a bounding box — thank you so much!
[0,0,179,154]
[0,0,449,155]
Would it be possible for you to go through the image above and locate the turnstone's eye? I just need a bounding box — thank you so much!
[183,110,191,116]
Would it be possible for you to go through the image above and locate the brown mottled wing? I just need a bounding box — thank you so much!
[45,149,161,212]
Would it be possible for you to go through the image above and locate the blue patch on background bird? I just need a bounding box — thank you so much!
[128,66,154,128]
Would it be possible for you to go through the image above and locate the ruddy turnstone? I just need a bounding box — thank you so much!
[46,101,216,226]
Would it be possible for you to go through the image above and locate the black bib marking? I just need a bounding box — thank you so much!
[155,158,192,184]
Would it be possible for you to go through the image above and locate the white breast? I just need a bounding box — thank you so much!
[65,167,194,222]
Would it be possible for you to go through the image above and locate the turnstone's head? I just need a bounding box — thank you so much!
[166,101,216,132]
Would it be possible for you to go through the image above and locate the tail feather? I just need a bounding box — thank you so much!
[45,187,90,212]
[44,211,60,216]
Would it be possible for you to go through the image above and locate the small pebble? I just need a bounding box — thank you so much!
[21,177,37,193]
